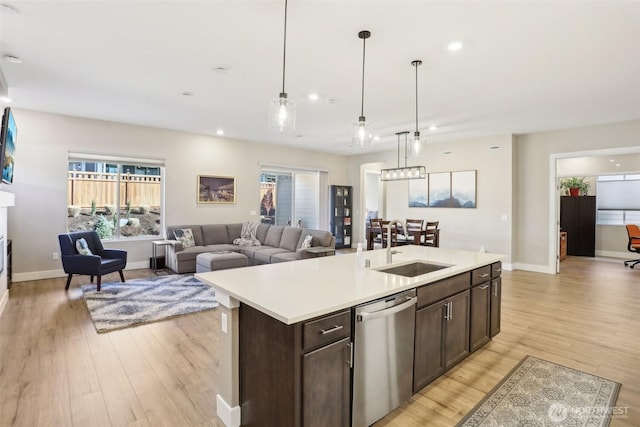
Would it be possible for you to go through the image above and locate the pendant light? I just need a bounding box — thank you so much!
[409,60,425,157]
[380,131,426,181]
[268,0,296,132]
[352,30,373,148]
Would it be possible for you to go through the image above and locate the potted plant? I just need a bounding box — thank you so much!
[560,177,590,196]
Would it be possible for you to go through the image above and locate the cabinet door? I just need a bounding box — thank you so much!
[302,337,351,427]
[444,290,470,370]
[490,278,502,337]
[470,283,490,352]
[413,301,446,392]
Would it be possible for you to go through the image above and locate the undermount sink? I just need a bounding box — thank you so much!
[377,261,452,277]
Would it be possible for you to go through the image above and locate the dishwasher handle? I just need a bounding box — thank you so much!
[357,296,417,322]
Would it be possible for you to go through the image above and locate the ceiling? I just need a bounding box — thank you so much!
[1,1,639,155]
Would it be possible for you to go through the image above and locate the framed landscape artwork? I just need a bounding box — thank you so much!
[197,175,236,204]
[408,176,428,207]
[451,170,476,208]
[409,170,477,208]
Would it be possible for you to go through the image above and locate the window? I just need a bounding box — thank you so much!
[596,174,640,225]
[259,168,328,230]
[68,154,164,239]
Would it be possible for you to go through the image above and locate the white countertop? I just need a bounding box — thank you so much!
[195,246,504,325]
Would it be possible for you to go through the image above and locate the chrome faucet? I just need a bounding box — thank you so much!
[386,219,405,263]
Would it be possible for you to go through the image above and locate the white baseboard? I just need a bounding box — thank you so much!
[11,261,150,283]
[216,394,241,427]
[511,262,556,274]
[596,250,631,259]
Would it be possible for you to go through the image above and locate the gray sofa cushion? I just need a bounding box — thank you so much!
[264,226,285,247]
[271,251,301,263]
[254,247,290,264]
[256,223,271,243]
[298,228,334,249]
[280,227,303,251]
[226,223,243,241]
[238,245,272,259]
[202,224,230,245]
[167,225,204,246]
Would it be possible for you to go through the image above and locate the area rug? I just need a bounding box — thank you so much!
[457,355,621,427]
[82,275,218,333]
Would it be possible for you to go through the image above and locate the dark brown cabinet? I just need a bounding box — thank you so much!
[560,196,596,257]
[302,337,351,427]
[490,261,502,337]
[414,273,470,392]
[240,305,352,427]
[470,281,491,351]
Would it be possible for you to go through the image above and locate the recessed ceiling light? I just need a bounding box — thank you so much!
[428,125,437,131]
[4,55,22,64]
[216,129,224,136]
[447,41,463,51]
[0,96,11,103]
[308,93,319,101]
[609,159,615,162]
[616,163,621,167]
[373,135,380,141]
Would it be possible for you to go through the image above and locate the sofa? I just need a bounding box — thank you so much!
[165,223,336,273]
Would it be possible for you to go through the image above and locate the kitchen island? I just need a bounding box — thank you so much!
[196,245,504,427]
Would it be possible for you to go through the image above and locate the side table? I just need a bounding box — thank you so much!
[152,240,172,271]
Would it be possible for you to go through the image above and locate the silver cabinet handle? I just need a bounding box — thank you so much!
[478,273,489,278]
[442,302,449,320]
[448,302,453,321]
[495,268,502,273]
[320,325,344,335]
[492,282,499,297]
[479,284,489,290]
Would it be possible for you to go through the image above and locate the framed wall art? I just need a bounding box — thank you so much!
[408,176,428,207]
[451,170,476,208]
[197,175,236,204]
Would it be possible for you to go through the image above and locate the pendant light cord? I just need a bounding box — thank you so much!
[414,62,419,132]
[281,0,288,94]
[360,35,366,117]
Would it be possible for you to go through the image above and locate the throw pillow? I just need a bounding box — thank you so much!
[174,228,195,248]
[75,238,93,255]
[301,234,313,249]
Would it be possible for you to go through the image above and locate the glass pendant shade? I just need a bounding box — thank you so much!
[352,116,373,147]
[268,93,296,132]
[409,131,426,157]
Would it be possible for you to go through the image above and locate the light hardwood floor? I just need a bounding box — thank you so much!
[0,256,638,426]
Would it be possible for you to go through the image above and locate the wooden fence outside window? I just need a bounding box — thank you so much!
[67,171,161,208]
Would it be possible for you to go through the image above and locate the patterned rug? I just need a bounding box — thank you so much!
[82,275,218,333]
[457,355,621,427]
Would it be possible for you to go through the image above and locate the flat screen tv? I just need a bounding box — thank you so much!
[0,107,17,184]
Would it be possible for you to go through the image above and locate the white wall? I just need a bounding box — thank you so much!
[514,120,640,272]
[9,109,348,281]
[349,134,514,266]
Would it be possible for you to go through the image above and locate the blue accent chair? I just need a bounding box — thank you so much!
[58,231,127,291]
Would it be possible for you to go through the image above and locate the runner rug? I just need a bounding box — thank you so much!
[82,274,218,333]
[457,355,621,427]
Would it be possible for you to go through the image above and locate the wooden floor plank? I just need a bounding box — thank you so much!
[0,256,637,426]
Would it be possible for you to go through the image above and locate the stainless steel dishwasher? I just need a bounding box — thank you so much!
[352,289,417,427]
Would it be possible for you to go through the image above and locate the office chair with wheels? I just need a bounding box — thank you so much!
[624,224,640,269]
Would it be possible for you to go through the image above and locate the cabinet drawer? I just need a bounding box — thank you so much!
[471,265,492,286]
[491,261,502,279]
[417,273,470,308]
[303,310,351,351]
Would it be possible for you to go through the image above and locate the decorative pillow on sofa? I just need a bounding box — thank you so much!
[301,234,313,249]
[75,238,93,255]
[233,221,262,247]
[174,228,195,248]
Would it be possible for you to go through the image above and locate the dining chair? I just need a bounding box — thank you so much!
[424,221,440,247]
[379,220,399,248]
